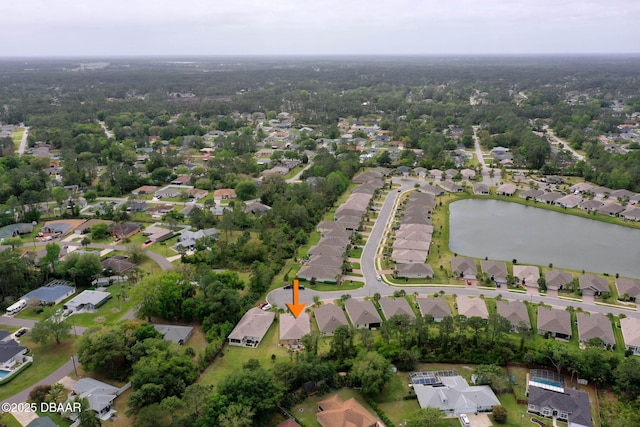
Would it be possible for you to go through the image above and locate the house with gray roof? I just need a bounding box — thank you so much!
[620,206,640,221]
[620,317,640,355]
[411,371,500,415]
[22,280,75,306]
[379,296,415,320]
[63,290,111,313]
[68,378,126,420]
[609,189,635,201]
[438,180,463,193]
[228,307,275,348]
[519,189,544,200]
[576,312,615,349]
[417,297,451,322]
[26,417,58,427]
[314,303,349,336]
[392,249,429,264]
[344,299,382,329]
[556,194,583,209]
[451,257,477,279]
[596,202,624,217]
[578,274,609,296]
[527,385,592,427]
[481,260,508,285]
[0,339,28,368]
[545,270,574,291]
[616,278,640,301]
[578,199,604,211]
[297,265,342,283]
[279,313,311,348]
[395,263,434,279]
[496,300,530,331]
[456,296,489,319]
[419,183,444,196]
[537,307,571,339]
[153,324,193,345]
[101,256,136,274]
[537,192,564,204]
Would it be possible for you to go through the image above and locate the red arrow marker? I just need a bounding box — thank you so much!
[286,279,306,318]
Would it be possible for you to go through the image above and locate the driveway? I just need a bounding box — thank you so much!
[466,412,493,427]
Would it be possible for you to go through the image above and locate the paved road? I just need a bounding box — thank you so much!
[544,125,585,161]
[99,121,114,139]
[268,175,640,321]
[472,126,501,185]
[17,125,29,156]
[286,160,314,184]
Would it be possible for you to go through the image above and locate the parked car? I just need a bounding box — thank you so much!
[258,302,268,309]
[298,284,305,290]
[282,284,292,289]
[466,280,472,286]
[15,328,27,338]
[261,303,272,311]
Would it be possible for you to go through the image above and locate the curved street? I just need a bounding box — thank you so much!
[268,176,640,320]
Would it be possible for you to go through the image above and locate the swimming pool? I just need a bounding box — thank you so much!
[0,369,12,380]
[533,378,563,388]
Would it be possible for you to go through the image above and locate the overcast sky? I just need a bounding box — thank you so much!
[3,0,639,57]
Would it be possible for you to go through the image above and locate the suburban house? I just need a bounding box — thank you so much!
[620,317,640,355]
[154,186,183,198]
[108,222,142,239]
[438,180,463,193]
[473,182,490,195]
[451,257,477,279]
[101,256,136,274]
[496,300,531,331]
[297,265,342,283]
[26,417,58,427]
[537,307,571,339]
[527,385,592,427]
[481,260,508,285]
[74,219,113,235]
[578,274,609,296]
[131,185,158,195]
[279,313,311,348]
[22,280,75,306]
[213,188,237,200]
[520,189,544,200]
[616,278,640,301]
[153,324,193,345]
[456,296,489,319]
[0,339,27,369]
[66,378,127,421]
[227,307,275,348]
[579,200,604,211]
[179,228,219,250]
[556,194,583,208]
[596,202,624,217]
[344,299,382,329]
[395,263,434,279]
[316,394,379,427]
[545,270,574,291]
[141,225,174,242]
[391,249,429,264]
[429,169,443,180]
[537,192,564,204]
[417,297,451,322]
[569,182,593,194]
[314,303,349,336]
[620,206,640,221]
[576,312,615,349]
[378,297,416,321]
[410,371,500,415]
[609,189,635,201]
[63,290,111,313]
[513,265,540,287]
[496,183,517,196]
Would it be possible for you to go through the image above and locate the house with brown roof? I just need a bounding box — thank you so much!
[496,300,530,331]
[576,312,615,349]
[438,180,463,193]
[344,299,382,329]
[473,182,490,195]
[556,194,583,208]
[616,278,640,301]
[213,188,237,200]
[417,297,451,322]
[391,249,429,264]
[276,419,302,427]
[620,317,640,355]
[379,296,415,320]
[513,265,540,287]
[131,185,158,195]
[279,313,311,348]
[227,307,275,348]
[519,189,544,200]
[620,206,640,221]
[297,265,342,283]
[609,189,635,201]
[456,296,489,319]
[108,222,142,239]
[537,307,571,339]
[395,263,434,279]
[186,188,209,200]
[101,256,136,275]
[578,274,609,296]
[545,270,573,291]
[481,260,508,285]
[451,257,477,279]
[316,394,379,427]
[496,183,517,196]
[596,202,624,217]
[314,303,349,336]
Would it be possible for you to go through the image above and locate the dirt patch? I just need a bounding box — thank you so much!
[94,316,105,323]
[111,308,121,313]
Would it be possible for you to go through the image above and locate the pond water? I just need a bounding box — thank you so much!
[449,199,640,279]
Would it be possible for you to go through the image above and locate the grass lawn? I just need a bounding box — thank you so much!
[0,335,77,402]
[0,414,21,427]
[376,371,419,425]
[197,320,289,389]
[70,283,140,327]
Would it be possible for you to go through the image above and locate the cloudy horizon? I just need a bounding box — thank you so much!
[3,0,639,57]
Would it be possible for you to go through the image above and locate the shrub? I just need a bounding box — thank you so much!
[492,405,508,423]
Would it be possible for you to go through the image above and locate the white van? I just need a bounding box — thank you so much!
[459,413,471,427]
